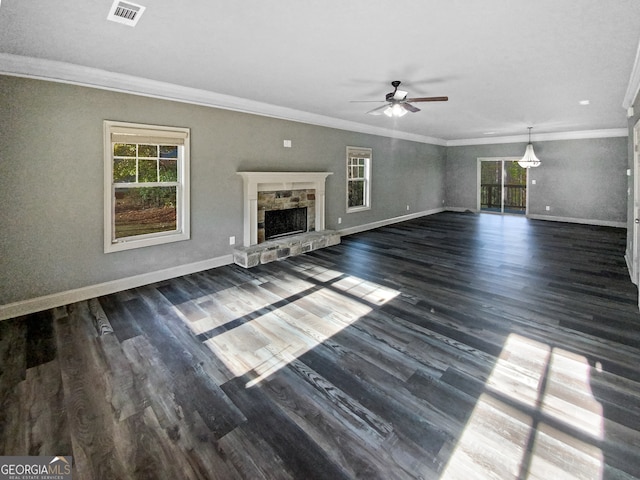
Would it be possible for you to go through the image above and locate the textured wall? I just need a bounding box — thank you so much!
[0,75,446,305]
[1,74,627,307]
[446,137,628,222]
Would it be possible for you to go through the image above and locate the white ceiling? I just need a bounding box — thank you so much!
[2,0,640,144]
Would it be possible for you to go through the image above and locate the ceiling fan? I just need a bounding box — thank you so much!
[356,80,448,117]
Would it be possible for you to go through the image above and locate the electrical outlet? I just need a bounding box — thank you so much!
[545,206,550,211]
[406,205,410,211]
[283,140,292,148]
[229,236,236,245]
[338,217,342,224]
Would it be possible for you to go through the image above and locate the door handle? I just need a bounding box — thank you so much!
[636,219,640,224]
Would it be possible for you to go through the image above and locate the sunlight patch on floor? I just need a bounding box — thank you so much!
[542,349,604,439]
[187,272,317,335]
[201,269,399,388]
[439,333,604,480]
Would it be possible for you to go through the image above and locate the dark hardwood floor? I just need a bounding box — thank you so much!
[2,212,640,479]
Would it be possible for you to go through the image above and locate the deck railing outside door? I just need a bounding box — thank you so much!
[481,184,526,213]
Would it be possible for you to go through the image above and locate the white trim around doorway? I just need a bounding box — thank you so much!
[477,157,528,215]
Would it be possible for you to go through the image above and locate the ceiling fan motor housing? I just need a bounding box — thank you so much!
[387,80,404,102]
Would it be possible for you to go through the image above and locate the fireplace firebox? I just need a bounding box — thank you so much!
[264,207,308,240]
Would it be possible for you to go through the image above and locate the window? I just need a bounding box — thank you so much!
[346,146,371,212]
[104,121,190,253]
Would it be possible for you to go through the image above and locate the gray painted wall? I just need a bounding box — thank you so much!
[626,93,640,264]
[446,137,628,222]
[0,75,446,305]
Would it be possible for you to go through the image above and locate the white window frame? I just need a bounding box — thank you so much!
[477,157,528,215]
[103,120,190,253]
[346,146,371,213]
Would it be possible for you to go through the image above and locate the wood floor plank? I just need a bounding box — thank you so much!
[3,212,640,479]
[56,302,131,480]
[0,317,27,455]
[121,291,246,439]
[24,309,56,369]
[221,375,352,480]
[120,336,243,480]
[217,425,292,480]
[259,361,422,479]
[18,358,70,456]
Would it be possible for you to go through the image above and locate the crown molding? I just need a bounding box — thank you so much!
[623,37,640,109]
[1,54,628,148]
[0,53,447,146]
[446,128,628,147]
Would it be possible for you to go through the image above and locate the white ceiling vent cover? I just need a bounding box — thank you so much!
[107,0,146,27]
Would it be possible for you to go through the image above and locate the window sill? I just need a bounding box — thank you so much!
[105,231,190,253]
[346,206,371,214]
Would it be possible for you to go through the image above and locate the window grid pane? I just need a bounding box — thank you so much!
[113,158,136,183]
[138,159,158,183]
[113,142,181,184]
[160,145,178,158]
[346,147,371,211]
[159,159,178,182]
[348,158,367,180]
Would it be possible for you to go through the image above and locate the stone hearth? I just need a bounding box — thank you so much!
[233,230,340,268]
[234,171,339,268]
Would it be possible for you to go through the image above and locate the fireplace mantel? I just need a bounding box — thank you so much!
[237,171,333,247]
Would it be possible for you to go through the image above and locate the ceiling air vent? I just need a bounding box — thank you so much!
[107,0,146,27]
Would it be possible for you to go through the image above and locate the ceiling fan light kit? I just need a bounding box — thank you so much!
[384,104,408,117]
[518,127,542,168]
[360,80,448,118]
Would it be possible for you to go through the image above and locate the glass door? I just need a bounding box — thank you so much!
[479,159,527,214]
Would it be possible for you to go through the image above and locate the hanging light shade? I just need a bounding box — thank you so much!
[518,127,541,168]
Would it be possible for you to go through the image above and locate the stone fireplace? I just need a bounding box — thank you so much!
[258,189,315,243]
[234,171,340,267]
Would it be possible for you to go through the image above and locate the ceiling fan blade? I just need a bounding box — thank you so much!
[402,102,420,113]
[404,96,448,103]
[366,104,388,115]
[393,89,408,101]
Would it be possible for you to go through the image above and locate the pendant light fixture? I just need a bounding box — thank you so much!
[518,127,541,168]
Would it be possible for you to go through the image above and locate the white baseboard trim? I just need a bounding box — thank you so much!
[0,208,444,320]
[445,207,479,213]
[1,210,628,320]
[526,214,626,229]
[0,254,234,321]
[625,249,637,285]
[338,208,445,237]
